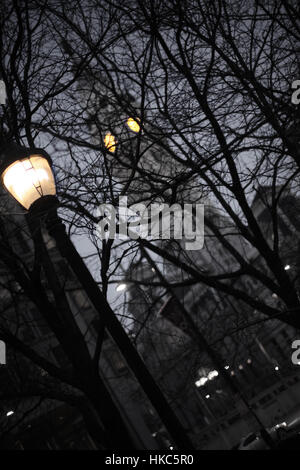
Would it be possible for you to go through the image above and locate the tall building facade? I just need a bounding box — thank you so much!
[124,187,300,449]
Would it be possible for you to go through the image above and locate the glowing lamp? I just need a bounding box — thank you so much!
[0,143,56,210]
[116,283,127,292]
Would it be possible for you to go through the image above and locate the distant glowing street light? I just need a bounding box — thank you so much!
[284,264,291,271]
[6,410,14,417]
[205,394,210,399]
[275,422,287,429]
[116,283,127,292]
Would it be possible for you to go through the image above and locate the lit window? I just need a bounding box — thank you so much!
[195,377,208,387]
[208,370,219,380]
[127,117,140,133]
[104,132,116,152]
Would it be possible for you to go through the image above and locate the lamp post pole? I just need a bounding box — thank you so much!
[0,142,194,451]
[26,206,135,450]
[38,199,194,450]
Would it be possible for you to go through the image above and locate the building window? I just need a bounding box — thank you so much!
[126,117,140,133]
[104,132,117,152]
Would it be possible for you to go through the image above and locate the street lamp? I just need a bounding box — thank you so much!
[0,143,56,210]
[0,143,136,448]
[0,141,193,451]
[116,283,127,292]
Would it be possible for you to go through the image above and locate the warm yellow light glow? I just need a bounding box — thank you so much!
[1,155,56,210]
[127,117,140,133]
[104,132,116,152]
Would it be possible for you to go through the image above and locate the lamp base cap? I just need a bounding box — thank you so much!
[29,195,59,216]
